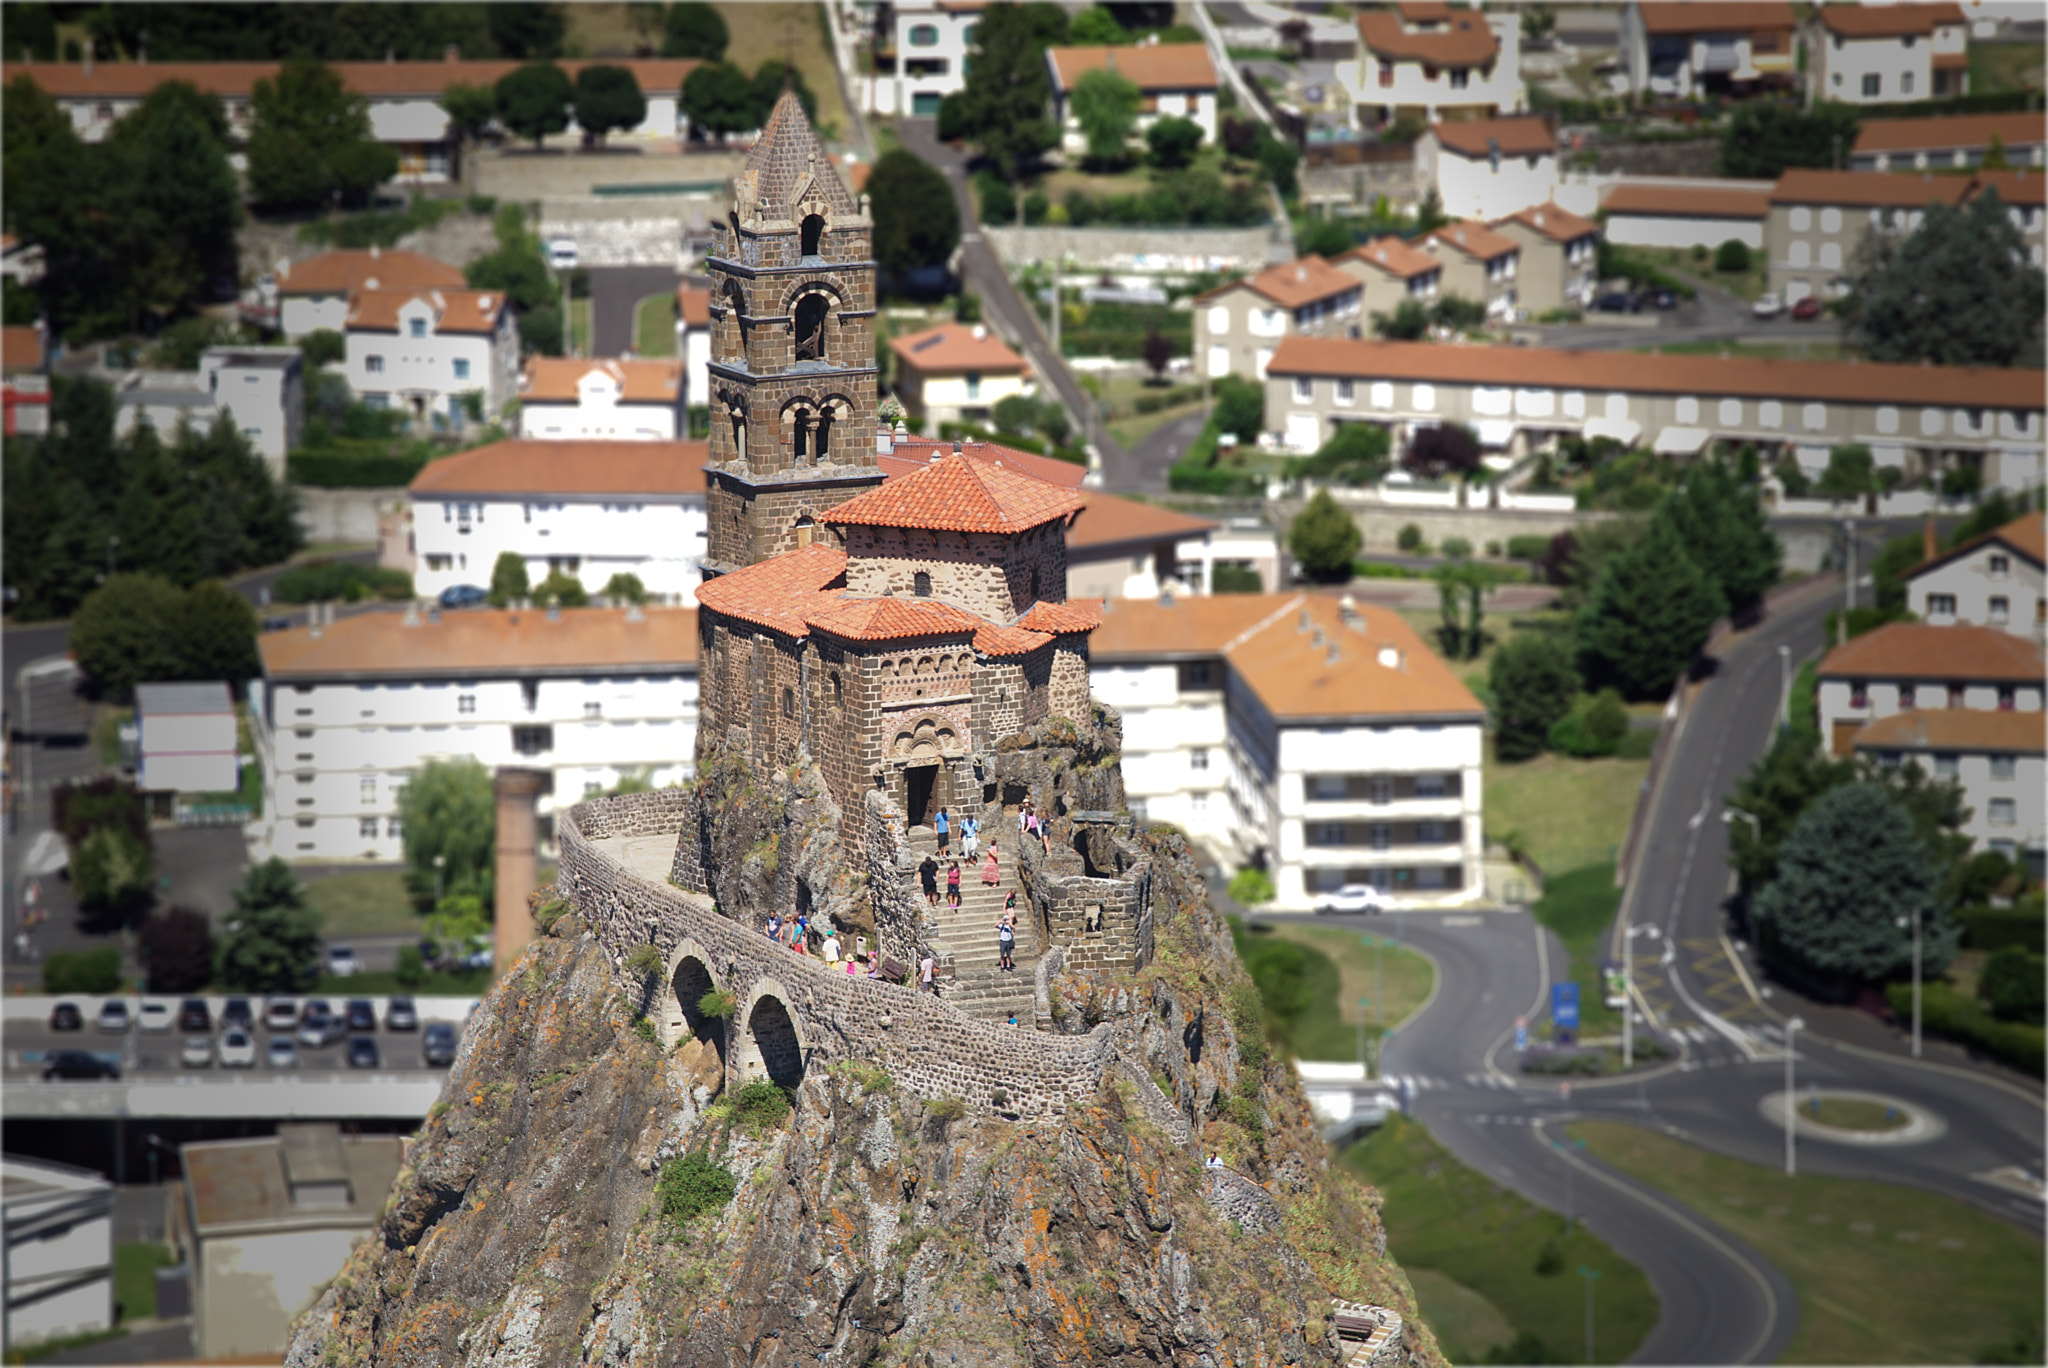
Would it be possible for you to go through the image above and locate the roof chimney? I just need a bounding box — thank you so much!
[369,244,381,260]
[445,44,460,62]
[952,438,963,456]
[972,323,987,340]
[1377,644,1402,669]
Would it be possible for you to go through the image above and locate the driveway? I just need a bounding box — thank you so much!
[1125,407,1211,494]
[585,265,680,357]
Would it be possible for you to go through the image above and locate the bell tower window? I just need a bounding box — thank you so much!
[793,293,831,363]
[729,410,748,464]
[792,407,810,460]
[800,213,825,257]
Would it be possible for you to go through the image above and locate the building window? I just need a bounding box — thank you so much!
[1862,73,1882,97]
[1191,748,1210,771]
[512,724,554,755]
[1191,792,1208,813]
[1927,593,1957,618]
[1990,595,2010,624]
[1378,61,1394,88]
[1179,661,1212,690]
[1997,686,2016,710]
[908,22,938,45]
[913,570,932,598]
[584,701,602,719]
[360,818,379,839]
[1989,554,2010,578]
[1449,68,1468,90]
[1989,798,2017,826]
[965,373,981,400]
[832,673,843,706]
[360,775,377,803]
[1369,823,1391,849]
[387,816,403,838]
[1313,774,1346,801]
[782,687,794,718]
[453,358,470,379]
[409,317,427,338]
[584,781,604,798]
[458,693,476,714]
[1947,683,1966,708]
[1416,773,1446,798]
[366,355,385,373]
[1369,777,1392,805]
[1293,376,1313,402]
[1991,754,2016,780]
[1311,823,1347,846]
[1932,753,1958,778]
[1335,379,1354,405]
[1417,820,1443,844]
[1850,681,1869,708]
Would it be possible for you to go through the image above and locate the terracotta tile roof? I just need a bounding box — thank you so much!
[1933,50,1970,70]
[1357,9,1499,66]
[1046,44,1217,93]
[1969,169,2048,207]
[974,624,1055,657]
[1852,708,2047,755]
[734,90,856,223]
[1816,2,1965,38]
[409,439,709,497]
[276,248,462,298]
[1397,1,1452,22]
[1265,335,2044,410]
[1854,113,2048,156]
[806,596,984,642]
[1422,220,1520,262]
[693,544,848,637]
[1770,169,1974,209]
[1818,622,2045,682]
[1018,599,1105,634]
[1194,254,1361,310]
[1910,513,2046,577]
[1495,201,1599,243]
[825,451,1085,535]
[259,606,699,682]
[520,358,683,405]
[888,322,1029,374]
[1089,593,1286,659]
[345,287,507,335]
[1634,2,1796,35]
[882,439,1087,489]
[1,326,43,372]
[3,57,700,101]
[1430,114,1554,159]
[1600,183,1772,220]
[1067,493,1218,554]
[1337,236,1443,280]
[676,286,710,328]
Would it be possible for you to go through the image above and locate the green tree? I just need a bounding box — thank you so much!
[1289,421,1392,486]
[397,758,496,910]
[952,3,1060,189]
[867,149,962,278]
[600,572,648,604]
[1068,5,1128,43]
[1430,559,1489,659]
[1372,298,1430,341]
[1754,783,1955,985]
[494,61,573,149]
[217,859,322,992]
[1719,101,1860,178]
[1576,516,1725,699]
[1296,216,1353,257]
[486,2,567,59]
[489,552,531,608]
[1213,373,1264,442]
[139,906,216,993]
[1655,461,1781,616]
[748,61,817,125]
[573,65,646,145]
[300,328,347,369]
[1521,4,1558,44]
[1146,115,1203,169]
[441,81,498,188]
[1255,132,1302,198]
[1982,132,2010,171]
[73,826,154,921]
[1489,634,1579,762]
[1548,689,1630,757]
[1726,725,1851,895]
[43,947,123,995]
[533,569,589,607]
[662,2,730,59]
[1072,67,1140,166]
[423,892,492,968]
[681,61,758,141]
[1714,238,1751,272]
[1816,442,1877,502]
[71,574,186,703]
[174,580,260,687]
[1846,189,2046,368]
[1402,423,1482,482]
[1287,490,1361,583]
[1980,945,2045,1024]
[247,58,398,210]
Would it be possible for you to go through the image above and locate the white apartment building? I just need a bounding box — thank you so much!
[1333,238,1444,322]
[1264,335,2047,489]
[275,249,464,341]
[867,1,981,117]
[1808,2,1970,105]
[407,438,710,604]
[114,346,305,477]
[1764,169,2046,303]
[888,322,1033,425]
[1852,710,2045,864]
[344,287,518,424]
[251,605,701,862]
[0,1157,113,1355]
[1416,115,1558,223]
[1907,514,2045,640]
[1814,621,2043,757]
[1065,494,1221,601]
[1045,43,1219,156]
[517,357,685,440]
[1619,2,1799,99]
[676,285,710,414]
[1341,1,1524,129]
[1491,203,1600,314]
[1852,112,2047,172]
[1416,221,1522,319]
[1599,182,1771,251]
[1092,593,1486,909]
[1194,255,1364,382]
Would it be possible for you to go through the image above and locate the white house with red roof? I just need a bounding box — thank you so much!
[887,322,1032,425]
[344,286,518,424]
[1,323,49,437]
[1416,114,1558,223]
[1044,43,1219,154]
[1851,113,2047,173]
[1193,255,1363,382]
[1906,514,2045,641]
[1619,2,1799,100]
[1851,710,2044,866]
[1338,2,1524,130]
[1815,621,2043,758]
[1806,2,1971,105]
[517,357,685,441]
[276,248,465,340]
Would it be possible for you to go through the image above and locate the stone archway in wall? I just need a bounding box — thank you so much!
[731,979,807,1090]
[664,936,723,1058]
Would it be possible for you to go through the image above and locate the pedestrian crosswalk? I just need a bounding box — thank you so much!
[1376,1073,1522,1093]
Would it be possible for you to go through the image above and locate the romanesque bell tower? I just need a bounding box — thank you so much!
[701,92,885,579]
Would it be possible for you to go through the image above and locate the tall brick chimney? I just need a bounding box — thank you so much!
[493,768,550,972]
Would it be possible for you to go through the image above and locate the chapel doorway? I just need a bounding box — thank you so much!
[905,763,938,828]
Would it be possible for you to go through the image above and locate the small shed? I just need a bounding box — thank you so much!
[135,682,237,795]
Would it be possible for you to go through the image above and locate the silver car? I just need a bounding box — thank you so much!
[266,1035,299,1069]
[179,1036,214,1069]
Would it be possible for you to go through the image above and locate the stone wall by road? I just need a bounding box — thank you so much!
[984,224,1293,273]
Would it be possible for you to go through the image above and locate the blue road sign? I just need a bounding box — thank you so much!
[1552,982,1581,1032]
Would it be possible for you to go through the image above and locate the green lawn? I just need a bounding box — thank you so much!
[568,298,592,356]
[717,2,853,142]
[1623,244,1767,303]
[311,967,494,995]
[1641,338,1846,362]
[634,292,676,358]
[1484,748,1649,878]
[303,869,421,939]
[1261,921,1434,1063]
[1970,42,2045,96]
[1343,1115,1658,1364]
[1571,1119,2046,1364]
[1530,864,1624,1037]
[115,1242,173,1321]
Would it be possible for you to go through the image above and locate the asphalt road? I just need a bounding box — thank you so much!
[585,265,680,357]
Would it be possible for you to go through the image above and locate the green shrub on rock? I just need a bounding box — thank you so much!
[657,1153,737,1226]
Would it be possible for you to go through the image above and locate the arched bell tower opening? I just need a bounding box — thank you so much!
[793,292,832,364]
[800,213,825,258]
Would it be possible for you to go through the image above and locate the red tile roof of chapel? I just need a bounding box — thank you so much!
[881,438,1088,489]
[692,543,847,636]
[825,451,1085,534]
[805,596,985,642]
[973,624,1056,657]
[1017,599,1105,634]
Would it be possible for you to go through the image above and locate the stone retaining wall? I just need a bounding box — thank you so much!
[1203,1168,1283,1234]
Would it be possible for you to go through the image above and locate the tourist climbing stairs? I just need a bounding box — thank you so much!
[904,823,1038,1022]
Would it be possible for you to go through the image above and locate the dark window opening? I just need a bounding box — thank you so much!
[793,293,830,362]
[782,686,795,718]
[800,214,825,257]
[792,407,809,460]
[913,571,932,597]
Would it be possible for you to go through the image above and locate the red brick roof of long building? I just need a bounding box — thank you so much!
[826,451,1085,534]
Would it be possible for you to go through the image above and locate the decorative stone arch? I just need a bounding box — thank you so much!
[716,280,749,364]
[792,513,818,547]
[889,715,958,761]
[662,935,725,1052]
[779,277,848,314]
[731,977,808,1089]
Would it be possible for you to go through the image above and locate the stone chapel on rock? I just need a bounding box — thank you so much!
[694,94,1103,857]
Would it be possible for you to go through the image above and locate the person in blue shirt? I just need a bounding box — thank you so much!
[934,807,950,853]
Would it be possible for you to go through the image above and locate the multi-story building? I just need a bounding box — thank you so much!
[866,0,982,117]
[1091,592,1486,908]
[0,1157,113,1356]
[1851,112,2048,172]
[516,357,685,440]
[1851,710,2044,865]
[1333,237,1444,324]
[675,284,710,414]
[1341,1,1524,129]
[1764,168,2045,303]
[1416,221,1522,319]
[274,248,464,340]
[1808,2,1970,105]
[113,346,305,476]
[1490,202,1599,314]
[1599,182,1771,251]
[1065,494,1220,600]
[1195,255,1364,381]
[406,438,710,604]
[1906,513,2044,640]
[344,286,518,424]
[1415,114,1557,222]
[888,322,1033,425]
[1262,335,2046,490]
[1619,2,1798,99]
[1814,621,2043,757]
[1,322,49,436]
[252,604,702,861]
[1045,44,1219,157]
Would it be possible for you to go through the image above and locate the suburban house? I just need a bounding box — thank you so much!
[1807,1,1970,105]
[1341,1,1525,129]
[252,605,701,861]
[1194,255,1365,381]
[2,57,703,181]
[1851,112,2048,172]
[1416,221,1522,319]
[1045,43,1219,156]
[1415,114,1557,223]
[1764,168,2046,303]
[273,248,464,340]
[1618,2,1799,99]
[1262,335,2046,489]
[887,322,1032,426]
[1599,182,1772,251]
[1906,513,2045,640]
[1,322,49,436]
[1851,710,2045,867]
[1065,494,1220,601]
[517,357,686,440]
[1490,202,1599,314]
[866,0,983,116]
[113,345,305,476]
[1815,620,2043,760]
[343,286,518,424]
[1333,238,1445,324]
[407,438,711,604]
[675,284,711,414]
[1090,592,1486,909]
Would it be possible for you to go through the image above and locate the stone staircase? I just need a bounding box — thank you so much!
[904,823,1038,1022]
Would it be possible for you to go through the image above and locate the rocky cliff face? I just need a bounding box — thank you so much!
[285,793,1445,1368]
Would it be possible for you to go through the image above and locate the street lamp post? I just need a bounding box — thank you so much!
[1577,1266,1602,1364]
[1896,909,1921,1058]
[1783,1016,1805,1175]
[1776,643,1791,731]
[433,853,447,905]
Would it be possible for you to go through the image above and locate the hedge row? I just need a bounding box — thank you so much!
[1959,903,2046,954]
[1885,981,2044,1076]
[287,448,432,487]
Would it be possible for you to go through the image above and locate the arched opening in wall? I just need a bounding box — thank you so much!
[671,956,720,1061]
[813,401,834,461]
[792,292,832,363]
[791,405,812,461]
[794,878,813,917]
[744,994,804,1089]
[913,570,932,598]
[729,409,748,464]
[794,515,815,548]
[800,213,825,258]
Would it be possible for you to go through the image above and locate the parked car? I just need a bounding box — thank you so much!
[96,1001,132,1034]
[1646,287,1678,310]
[345,999,377,1033]
[222,997,255,1031]
[260,615,295,632]
[48,1001,82,1031]
[438,584,488,610]
[546,237,579,270]
[298,1000,344,1048]
[179,1036,214,1068]
[263,998,299,1032]
[460,941,494,971]
[1752,292,1786,319]
[266,1035,299,1069]
[422,1023,459,1068]
[1591,292,1638,314]
[218,1028,257,1068]
[417,937,444,970]
[1791,295,1823,321]
[1313,883,1388,916]
[44,1050,119,1081]
[346,1036,381,1069]
[326,945,360,978]
[137,999,174,1034]
[177,998,212,1033]
[385,996,419,1031]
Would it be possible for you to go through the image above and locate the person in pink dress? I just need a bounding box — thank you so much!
[981,843,1000,886]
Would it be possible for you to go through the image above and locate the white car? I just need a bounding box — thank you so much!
[179,1036,213,1068]
[266,1035,299,1069]
[1314,883,1388,916]
[263,998,299,1032]
[326,945,360,978]
[546,237,578,270]
[218,1028,257,1068]
[137,1000,175,1034]
[1751,292,1785,319]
